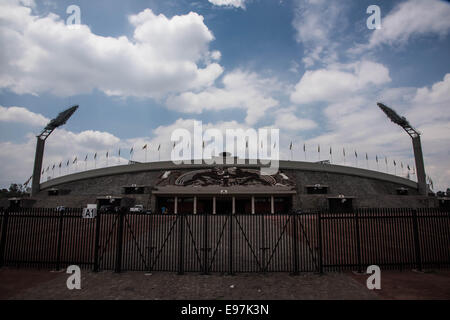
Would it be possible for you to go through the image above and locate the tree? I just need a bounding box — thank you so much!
[0,183,28,199]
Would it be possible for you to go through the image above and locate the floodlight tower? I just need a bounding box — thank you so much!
[31,105,79,196]
[377,102,427,195]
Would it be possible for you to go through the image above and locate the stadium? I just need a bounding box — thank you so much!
[4,103,444,212]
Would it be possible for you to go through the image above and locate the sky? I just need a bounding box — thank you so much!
[0,0,449,192]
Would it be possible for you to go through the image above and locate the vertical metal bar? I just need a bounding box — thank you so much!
[355,209,362,273]
[292,212,299,275]
[229,211,233,275]
[0,209,9,267]
[317,211,323,274]
[261,212,265,273]
[55,208,64,270]
[202,210,209,274]
[412,209,422,271]
[177,213,184,275]
[114,209,125,273]
[93,210,101,272]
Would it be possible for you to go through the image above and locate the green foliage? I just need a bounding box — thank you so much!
[0,183,28,198]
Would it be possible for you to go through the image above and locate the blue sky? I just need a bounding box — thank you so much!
[0,0,449,191]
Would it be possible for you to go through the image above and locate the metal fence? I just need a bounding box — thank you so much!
[0,208,448,273]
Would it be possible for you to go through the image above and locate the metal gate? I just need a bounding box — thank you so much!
[0,208,448,273]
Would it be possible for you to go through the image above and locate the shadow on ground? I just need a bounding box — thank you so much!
[1,268,449,300]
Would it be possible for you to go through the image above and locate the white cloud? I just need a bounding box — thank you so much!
[0,125,122,187]
[355,0,450,52]
[208,0,246,9]
[299,73,450,192]
[292,0,344,67]
[0,105,49,126]
[290,60,391,104]
[0,2,223,98]
[0,108,256,187]
[166,70,280,125]
[274,109,317,131]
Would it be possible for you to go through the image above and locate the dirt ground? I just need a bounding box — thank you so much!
[0,268,449,300]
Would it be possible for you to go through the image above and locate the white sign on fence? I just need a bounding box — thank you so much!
[82,207,97,219]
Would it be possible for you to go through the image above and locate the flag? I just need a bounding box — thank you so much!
[66,160,69,166]
[94,152,97,160]
[158,144,161,151]
[330,147,332,155]
[173,141,176,149]
[46,166,49,172]
[130,147,134,154]
[343,148,346,156]
[407,164,411,171]
[42,169,44,175]
[376,155,378,163]
[289,142,293,150]
[118,149,120,157]
[401,162,404,169]
[303,144,306,152]
[84,154,88,161]
[142,144,147,150]
[355,151,358,158]
[73,157,77,164]
[58,162,62,168]
[106,151,109,158]
[365,153,368,161]
[393,160,396,166]
[52,164,55,170]
[385,157,388,164]
[318,145,320,153]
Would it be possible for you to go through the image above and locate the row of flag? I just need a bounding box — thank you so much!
[41,142,417,175]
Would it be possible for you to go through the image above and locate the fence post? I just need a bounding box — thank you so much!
[202,212,209,275]
[317,211,323,274]
[412,209,423,272]
[55,208,64,271]
[178,212,184,275]
[229,211,233,275]
[114,209,125,273]
[355,209,362,273]
[0,209,9,268]
[93,210,101,272]
[292,212,299,275]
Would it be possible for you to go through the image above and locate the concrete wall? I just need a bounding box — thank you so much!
[29,160,437,209]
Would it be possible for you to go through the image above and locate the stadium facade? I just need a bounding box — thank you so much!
[22,153,439,212]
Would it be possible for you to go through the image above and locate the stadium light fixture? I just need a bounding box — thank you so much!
[31,105,79,196]
[377,102,427,195]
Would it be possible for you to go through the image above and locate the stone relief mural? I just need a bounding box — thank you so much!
[156,167,295,187]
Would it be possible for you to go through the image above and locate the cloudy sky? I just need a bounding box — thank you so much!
[0,0,449,191]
